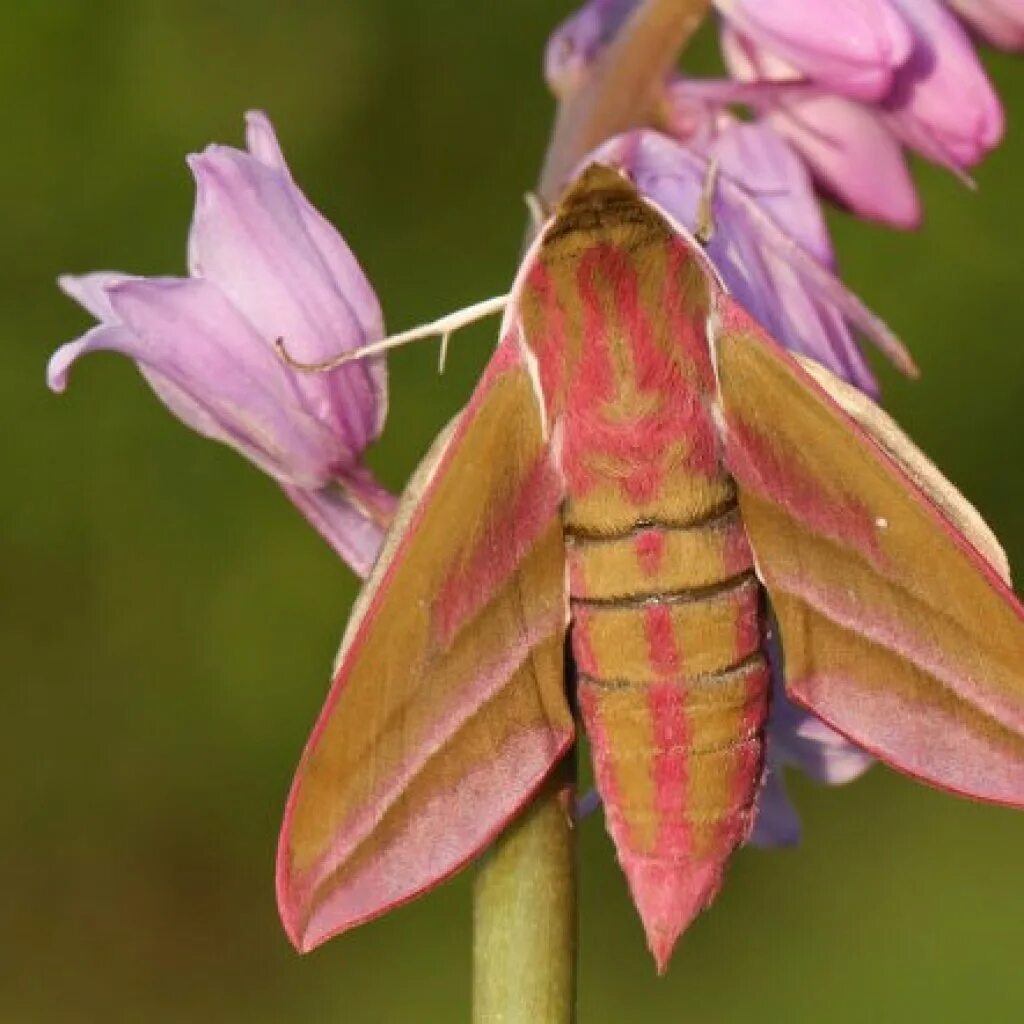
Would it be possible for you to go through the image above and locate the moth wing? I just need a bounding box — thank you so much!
[715,297,1024,806]
[792,353,1012,585]
[277,330,572,952]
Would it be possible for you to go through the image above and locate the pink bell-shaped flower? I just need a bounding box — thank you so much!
[49,112,395,578]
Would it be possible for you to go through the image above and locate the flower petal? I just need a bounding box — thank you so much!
[710,119,832,265]
[187,143,382,453]
[544,0,641,98]
[747,764,802,847]
[58,271,136,323]
[769,92,921,228]
[243,111,388,440]
[770,688,875,785]
[48,322,136,394]
[280,474,395,579]
[99,276,347,487]
[948,0,1024,50]
[243,112,385,345]
[714,0,914,101]
[699,123,875,383]
[886,0,1005,167]
[722,27,922,228]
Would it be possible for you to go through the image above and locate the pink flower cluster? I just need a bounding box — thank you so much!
[548,0,1022,227]
[48,113,395,577]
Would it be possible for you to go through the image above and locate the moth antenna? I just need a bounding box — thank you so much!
[274,294,510,374]
[524,192,550,231]
[695,156,721,246]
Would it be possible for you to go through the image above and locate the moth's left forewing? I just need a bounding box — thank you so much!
[277,329,572,953]
[712,296,1024,806]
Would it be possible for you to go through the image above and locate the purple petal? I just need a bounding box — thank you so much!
[748,764,802,847]
[777,93,921,228]
[58,271,136,323]
[53,276,347,488]
[699,123,880,385]
[243,112,385,347]
[594,130,912,385]
[187,143,382,453]
[723,29,922,228]
[948,0,1024,49]
[714,0,914,101]
[280,476,394,580]
[575,788,603,820]
[886,0,1005,167]
[763,259,878,393]
[243,111,387,440]
[770,687,875,785]
[48,322,137,394]
[544,0,641,97]
[709,119,832,265]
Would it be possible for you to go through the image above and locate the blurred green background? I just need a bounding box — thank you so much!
[4,2,1024,1021]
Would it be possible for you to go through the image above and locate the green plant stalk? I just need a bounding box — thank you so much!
[472,753,577,1024]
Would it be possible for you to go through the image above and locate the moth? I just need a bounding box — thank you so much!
[276,164,1024,971]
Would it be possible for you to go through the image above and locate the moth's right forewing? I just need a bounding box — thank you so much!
[793,354,1011,585]
[277,330,572,953]
[715,296,1024,807]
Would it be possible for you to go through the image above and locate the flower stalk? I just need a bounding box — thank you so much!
[538,0,712,202]
[472,756,577,1024]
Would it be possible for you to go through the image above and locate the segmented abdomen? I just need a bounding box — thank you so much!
[514,185,772,961]
[567,486,770,958]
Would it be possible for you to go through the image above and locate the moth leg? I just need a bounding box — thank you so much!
[695,157,721,246]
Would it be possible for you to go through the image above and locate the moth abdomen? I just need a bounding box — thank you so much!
[568,508,770,956]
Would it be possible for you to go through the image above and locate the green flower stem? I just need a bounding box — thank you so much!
[472,753,577,1024]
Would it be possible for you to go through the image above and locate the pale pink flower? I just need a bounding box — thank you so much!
[713,0,914,100]
[48,112,395,577]
[720,0,1005,222]
[886,0,1005,168]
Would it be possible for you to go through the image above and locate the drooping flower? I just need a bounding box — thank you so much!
[48,112,395,578]
[721,0,1006,223]
[885,0,1005,167]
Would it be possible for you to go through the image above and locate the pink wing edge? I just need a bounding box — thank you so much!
[276,332,574,952]
[717,295,1024,810]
